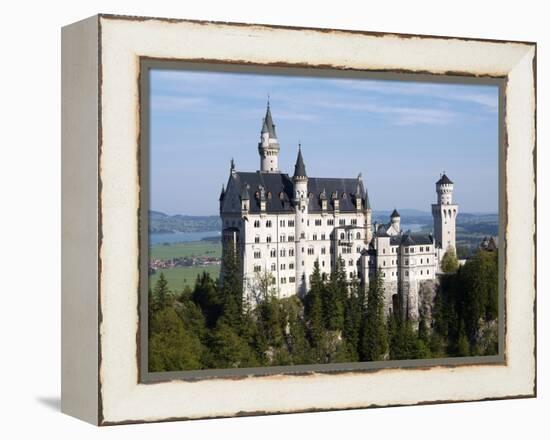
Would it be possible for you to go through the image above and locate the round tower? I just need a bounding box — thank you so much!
[390,208,401,233]
[432,173,459,255]
[436,173,454,204]
[258,102,280,173]
[293,145,308,296]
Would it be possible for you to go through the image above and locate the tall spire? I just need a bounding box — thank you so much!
[261,101,277,138]
[258,100,280,173]
[293,144,307,179]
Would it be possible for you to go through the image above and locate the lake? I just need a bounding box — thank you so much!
[150,231,221,245]
[150,223,427,246]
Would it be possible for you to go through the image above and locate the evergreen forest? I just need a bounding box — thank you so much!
[148,245,499,372]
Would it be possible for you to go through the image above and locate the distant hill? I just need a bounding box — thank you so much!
[149,211,221,233]
[150,210,498,235]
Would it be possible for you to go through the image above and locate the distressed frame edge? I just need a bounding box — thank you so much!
[61,14,101,425]
[92,15,536,425]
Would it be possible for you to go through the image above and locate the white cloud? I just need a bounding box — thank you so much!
[333,79,498,113]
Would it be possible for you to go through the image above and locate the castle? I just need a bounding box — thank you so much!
[219,104,458,319]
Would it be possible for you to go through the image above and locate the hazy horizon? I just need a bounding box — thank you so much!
[149,69,499,216]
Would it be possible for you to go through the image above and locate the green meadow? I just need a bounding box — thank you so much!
[150,241,221,260]
[149,240,222,292]
[149,265,220,293]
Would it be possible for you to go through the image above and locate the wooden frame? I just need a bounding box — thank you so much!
[61,14,536,425]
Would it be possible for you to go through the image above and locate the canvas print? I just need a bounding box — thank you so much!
[146,69,500,372]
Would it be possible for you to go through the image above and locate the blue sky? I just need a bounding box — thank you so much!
[149,69,499,216]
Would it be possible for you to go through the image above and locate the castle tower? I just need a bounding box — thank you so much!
[258,101,280,173]
[431,173,459,254]
[390,208,401,234]
[293,145,308,295]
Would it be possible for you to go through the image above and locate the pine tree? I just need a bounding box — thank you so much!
[343,280,363,361]
[323,257,346,331]
[441,246,459,273]
[219,242,244,331]
[304,261,326,361]
[360,270,388,361]
[152,272,171,310]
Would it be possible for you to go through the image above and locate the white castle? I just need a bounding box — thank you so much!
[219,104,458,319]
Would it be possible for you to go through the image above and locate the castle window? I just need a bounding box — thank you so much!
[271,263,276,271]
[356,232,361,239]
[405,259,409,265]
[289,276,296,283]
[348,259,353,267]
[266,220,272,227]
[383,261,386,266]
[267,236,272,243]
[307,220,310,226]
[281,277,286,284]
[288,220,295,227]
[313,234,318,240]
[302,261,305,266]
[280,235,285,242]
[421,258,423,264]
[327,219,334,226]
[427,258,430,263]
[280,249,286,257]
[321,234,326,240]
[339,219,346,226]
[270,249,276,258]
[405,270,409,276]
[427,269,430,274]
[351,219,357,225]
[321,247,326,255]
[288,235,294,242]
[300,232,305,239]
[410,247,414,253]
[383,249,386,254]
[255,236,260,243]
[357,246,361,253]
[289,249,294,257]
[254,265,261,272]
[254,251,261,259]
[426,246,430,251]
[340,232,345,239]
[315,219,322,226]
[421,270,423,275]
[420,246,424,252]
[280,264,286,270]
[254,220,260,228]
[280,219,286,227]
[322,261,325,267]
[289,263,294,270]
[308,248,314,256]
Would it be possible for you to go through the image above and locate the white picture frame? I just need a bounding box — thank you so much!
[61,14,536,425]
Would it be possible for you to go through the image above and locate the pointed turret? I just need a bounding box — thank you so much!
[261,102,277,138]
[293,145,307,180]
[219,184,225,202]
[390,208,400,218]
[258,101,280,173]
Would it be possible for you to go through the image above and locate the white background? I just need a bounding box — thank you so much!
[0,0,546,438]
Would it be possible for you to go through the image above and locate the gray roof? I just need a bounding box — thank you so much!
[221,171,370,214]
[390,208,400,218]
[388,233,433,246]
[293,148,307,178]
[261,104,277,138]
[436,173,453,185]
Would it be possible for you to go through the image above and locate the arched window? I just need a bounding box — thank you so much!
[356,232,361,239]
